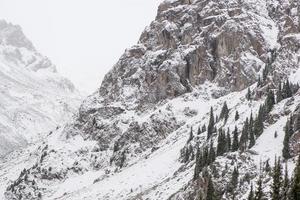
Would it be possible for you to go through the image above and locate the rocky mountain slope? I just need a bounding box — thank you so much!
[2,0,300,199]
[0,20,82,156]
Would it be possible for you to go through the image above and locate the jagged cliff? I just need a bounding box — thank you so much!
[2,0,300,199]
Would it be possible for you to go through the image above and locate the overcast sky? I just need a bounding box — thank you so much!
[0,0,162,93]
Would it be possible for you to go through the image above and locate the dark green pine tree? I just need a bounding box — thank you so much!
[193,147,201,180]
[206,175,217,200]
[207,107,215,140]
[265,89,275,113]
[203,146,209,167]
[265,160,271,173]
[282,119,292,160]
[120,150,126,168]
[202,124,207,133]
[232,126,239,152]
[208,141,216,165]
[274,131,278,138]
[249,112,254,129]
[228,167,239,193]
[249,131,256,149]
[220,102,229,121]
[282,79,292,99]
[198,126,202,135]
[282,163,289,200]
[294,114,300,132]
[226,128,231,152]
[246,88,252,101]
[187,127,194,143]
[248,183,254,200]
[217,129,226,156]
[235,110,240,121]
[253,105,265,137]
[183,146,190,163]
[288,115,294,136]
[254,176,264,200]
[257,76,262,87]
[290,156,300,200]
[276,81,283,103]
[271,157,282,200]
[240,118,249,151]
[262,62,270,82]
[217,129,224,156]
[249,117,255,148]
[285,79,293,98]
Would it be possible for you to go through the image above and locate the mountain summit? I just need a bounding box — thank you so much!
[2,0,300,199]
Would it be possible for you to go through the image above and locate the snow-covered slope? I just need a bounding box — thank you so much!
[2,0,300,199]
[0,20,82,156]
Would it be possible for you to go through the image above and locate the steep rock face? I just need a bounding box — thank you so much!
[3,0,300,199]
[73,0,298,164]
[0,20,82,156]
[98,0,281,109]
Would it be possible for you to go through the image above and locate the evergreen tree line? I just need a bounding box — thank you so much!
[195,156,300,200]
[247,79,298,103]
[282,112,300,160]
[248,156,300,200]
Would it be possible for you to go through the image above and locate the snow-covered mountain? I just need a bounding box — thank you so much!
[0,20,82,156]
[2,0,300,199]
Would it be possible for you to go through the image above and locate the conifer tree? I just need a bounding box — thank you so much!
[228,167,239,193]
[282,79,292,99]
[257,76,262,87]
[240,118,249,151]
[206,176,217,200]
[220,102,229,121]
[283,119,292,160]
[187,127,194,143]
[226,128,231,152]
[290,156,300,200]
[249,112,254,128]
[282,163,289,200]
[288,115,294,136]
[254,176,264,200]
[274,131,278,138]
[198,126,202,135]
[193,147,201,180]
[120,150,126,168]
[248,184,254,200]
[203,146,209,167]
[183,146,190,163]
[265,89,275,113]
[232,126,239,152]
[208,141,216,165]
[276,81,283,103]
[202,124,207,133]
[217,130,226,156]
[294,114,300,132]
[286,79,293,98]
[271,157,282,200]
[246,88,252,101]
[262,63,270,82]
[207,107,215,139]
[254,105,265,137]
[249,127,255,149]
[265,160,271,173]
[235,111,239,121]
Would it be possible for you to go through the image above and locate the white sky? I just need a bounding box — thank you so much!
[0,0,162,93]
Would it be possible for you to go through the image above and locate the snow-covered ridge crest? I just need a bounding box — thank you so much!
[2,0,300,199]
[0,20,82,156]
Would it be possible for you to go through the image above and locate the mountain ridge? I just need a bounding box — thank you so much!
[2,0,300,199]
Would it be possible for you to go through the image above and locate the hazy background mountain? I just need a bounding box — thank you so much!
[0,0,162,92]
